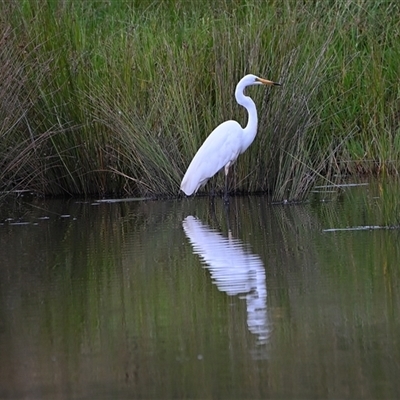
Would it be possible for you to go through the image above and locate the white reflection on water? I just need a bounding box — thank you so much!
[182,215,270,346]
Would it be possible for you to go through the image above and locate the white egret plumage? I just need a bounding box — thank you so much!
[180,74,280,201]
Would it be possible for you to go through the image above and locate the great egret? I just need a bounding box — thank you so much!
[180,74,280,201]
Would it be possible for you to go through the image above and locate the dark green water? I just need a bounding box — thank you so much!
[1,181,400,399]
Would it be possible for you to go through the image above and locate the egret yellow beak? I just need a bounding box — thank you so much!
[256,77,281,86]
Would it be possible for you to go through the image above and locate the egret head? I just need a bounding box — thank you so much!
[241,74,281,87]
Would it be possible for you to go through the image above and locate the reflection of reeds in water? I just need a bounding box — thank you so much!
[182,215,269,346]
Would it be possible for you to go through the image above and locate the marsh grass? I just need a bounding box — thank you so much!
[1,0,399,200]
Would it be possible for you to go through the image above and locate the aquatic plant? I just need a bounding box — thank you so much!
[0,0,399,200]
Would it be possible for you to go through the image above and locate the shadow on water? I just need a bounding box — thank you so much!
[0,179,400,399]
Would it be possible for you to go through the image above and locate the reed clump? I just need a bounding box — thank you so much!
[0,0,399,200]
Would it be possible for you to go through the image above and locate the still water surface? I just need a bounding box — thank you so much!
[1,181,400,399]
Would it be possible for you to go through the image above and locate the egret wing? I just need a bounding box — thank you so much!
[180,121,243,195]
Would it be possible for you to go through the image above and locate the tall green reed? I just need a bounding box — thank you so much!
[1,0,399,199]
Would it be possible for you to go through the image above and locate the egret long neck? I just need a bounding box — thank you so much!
[235,85,258,153]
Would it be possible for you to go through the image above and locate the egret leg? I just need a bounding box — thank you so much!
[224,165,230,204]
[209,189,216,208]
[209,180,217,199]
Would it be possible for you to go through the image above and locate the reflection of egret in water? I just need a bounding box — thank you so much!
[182,215,270,346]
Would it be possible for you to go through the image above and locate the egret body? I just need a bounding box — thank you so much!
[180,74,280,201]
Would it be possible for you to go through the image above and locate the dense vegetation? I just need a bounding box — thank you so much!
[0,0,399,200]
